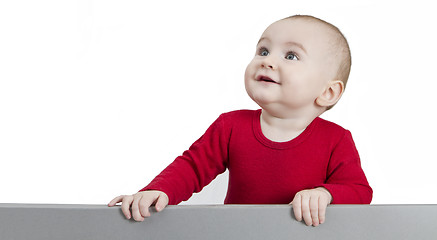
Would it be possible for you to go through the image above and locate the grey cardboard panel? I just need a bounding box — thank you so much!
[0,204,436,239]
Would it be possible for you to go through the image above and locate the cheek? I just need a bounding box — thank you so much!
[244,64,253,93]
[244,61,256,83]
[280,70,319,101]
[244,66,250,82]
[245,60,256,75]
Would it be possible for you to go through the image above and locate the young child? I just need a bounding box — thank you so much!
[108,15,372,227]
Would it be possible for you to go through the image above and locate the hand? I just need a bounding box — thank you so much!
[290,187,332,226]
[108,190,169,221]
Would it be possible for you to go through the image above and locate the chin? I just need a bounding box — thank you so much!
[245,81,278,105]
[247,92,276,108]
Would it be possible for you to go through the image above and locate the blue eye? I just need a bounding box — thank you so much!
[285,52,298,60]
[258,47,269,56]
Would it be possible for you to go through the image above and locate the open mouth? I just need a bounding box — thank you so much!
[257,75,278,84]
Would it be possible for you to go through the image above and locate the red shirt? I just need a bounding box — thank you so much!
[141,109,372,205]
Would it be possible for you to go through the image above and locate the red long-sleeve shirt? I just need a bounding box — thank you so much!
[141,109,372,205]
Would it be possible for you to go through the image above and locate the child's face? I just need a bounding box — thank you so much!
[244,18,340,115]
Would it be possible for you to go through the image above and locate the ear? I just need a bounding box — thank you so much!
[316,80,345,108]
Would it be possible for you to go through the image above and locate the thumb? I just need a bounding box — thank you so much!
[155,193,169,212]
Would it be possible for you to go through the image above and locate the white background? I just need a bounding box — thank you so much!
[1,0,436,205]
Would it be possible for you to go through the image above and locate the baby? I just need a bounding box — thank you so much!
[108,15,372,227]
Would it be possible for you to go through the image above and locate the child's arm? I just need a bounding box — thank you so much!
[291,130,371,227]
[108,190,169,221]
[108,114,230,221]
[319,130,373,204]
[291,187,332,227]
[139,114,230,205]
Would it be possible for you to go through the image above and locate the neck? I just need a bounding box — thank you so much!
[260,108,322,142]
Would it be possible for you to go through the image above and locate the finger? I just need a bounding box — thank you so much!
[301,194,312,226]
[309,195,319,226]
[139,194,155,218]
[121,195,134,220]
[108,195,124,207]
[131,195,145,221]
[292,194,302,221]
[318,196,328,224]
[155,193,169,212]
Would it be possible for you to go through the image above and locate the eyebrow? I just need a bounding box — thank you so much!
[257,37,307,54]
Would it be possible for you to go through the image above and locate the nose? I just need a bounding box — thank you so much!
[260,56,277,70]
